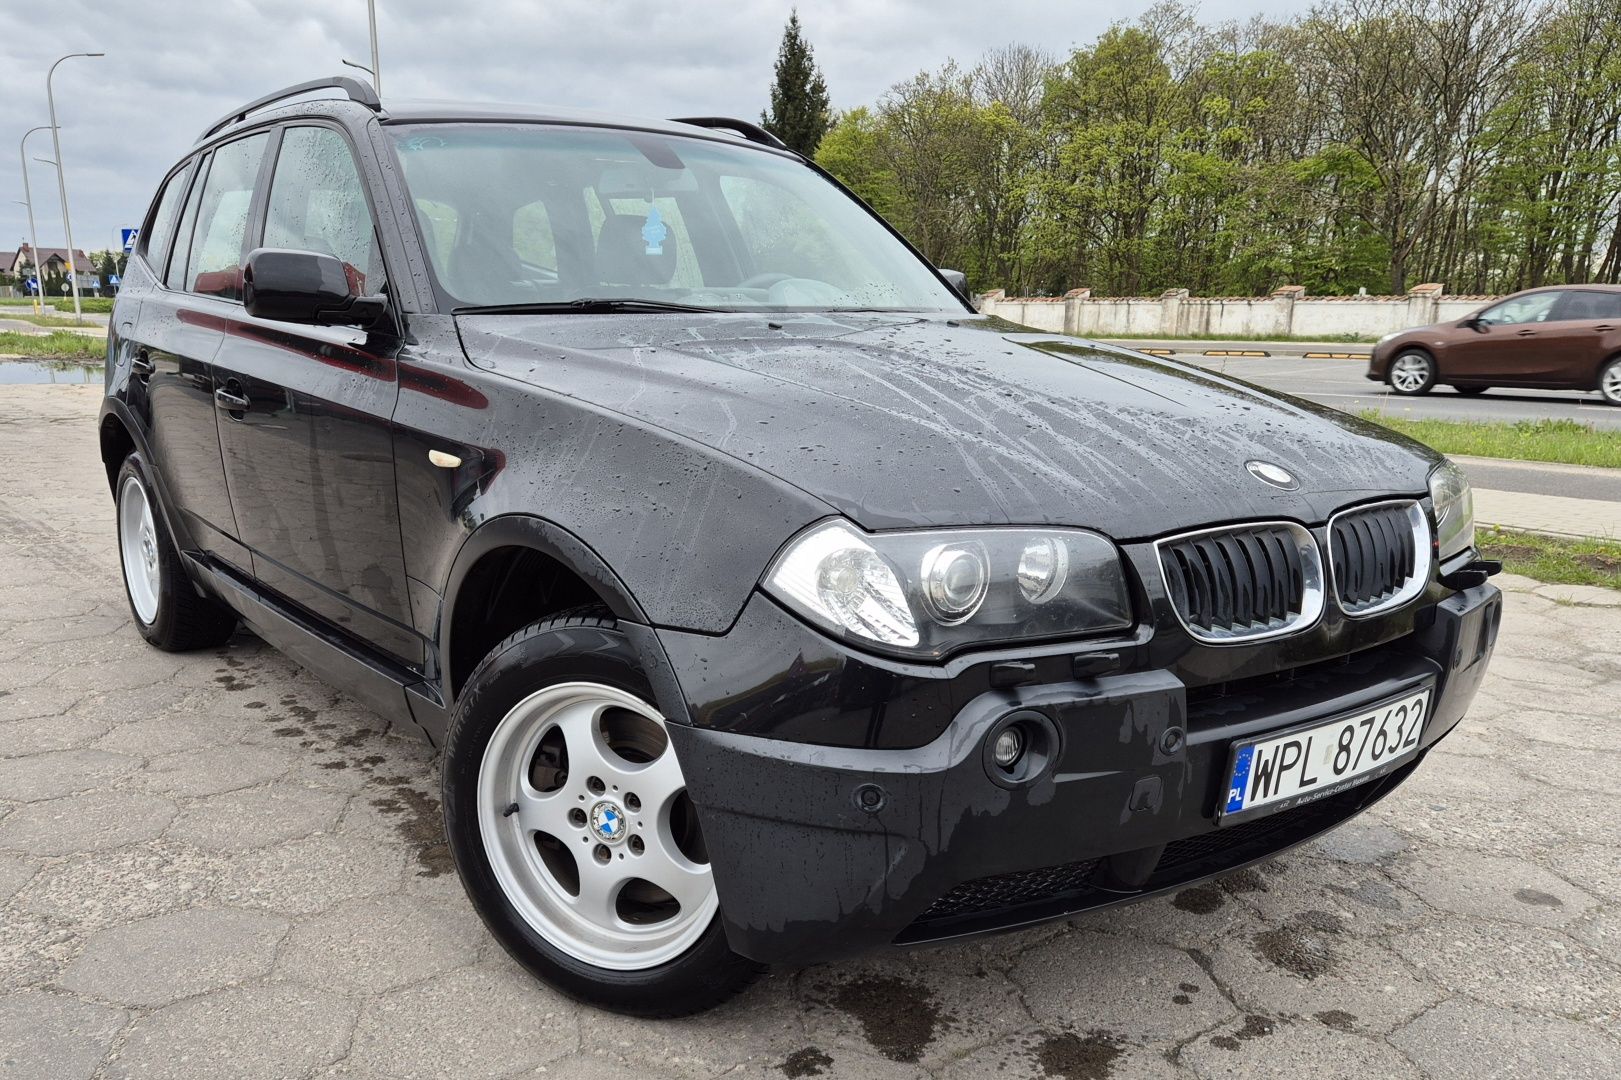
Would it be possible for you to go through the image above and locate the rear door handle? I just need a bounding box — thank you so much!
[214,387,250,413]
[1596,324,1615,332]
[130,352,155,377]
[1516,328,1536,336]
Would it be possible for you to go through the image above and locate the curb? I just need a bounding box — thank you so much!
[1099,341,1373,361]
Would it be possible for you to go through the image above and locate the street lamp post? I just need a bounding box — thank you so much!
[16,125,52,315]
[46,51,105,322]
[367,0,381,96]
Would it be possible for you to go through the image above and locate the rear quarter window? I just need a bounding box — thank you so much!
[140,164,192,273]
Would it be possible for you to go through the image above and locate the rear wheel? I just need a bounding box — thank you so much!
[442,610,758,1016]
[116,453,238,651]
[1601,359,1621,406]
[1388,350,1436,395]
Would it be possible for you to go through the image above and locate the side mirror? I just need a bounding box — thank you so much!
[1462,316,1488,332]
[938,268,969,296]
[243,248,386,327]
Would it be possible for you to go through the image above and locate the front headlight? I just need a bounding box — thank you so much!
[1429,460,1475,561]
[763,520,1133,658]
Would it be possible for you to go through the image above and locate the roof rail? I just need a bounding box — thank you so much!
[670,117,788,151]
[198,76,382,142]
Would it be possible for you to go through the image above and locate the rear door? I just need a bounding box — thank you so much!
[211,123,418,666]
[1537,290,1621,386]
[125,134,269,572]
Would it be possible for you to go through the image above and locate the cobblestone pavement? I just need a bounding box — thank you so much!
[2,384,1618,1079]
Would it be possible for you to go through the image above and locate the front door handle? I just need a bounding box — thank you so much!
[1516,328,1536,337]
[214,387,250,414]
[130,352,155,378]
[1596,324,1615,332]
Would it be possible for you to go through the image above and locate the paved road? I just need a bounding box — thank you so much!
[1454,456,1621,503]
[3,384,1619,1079]
[1129,351,1621,430]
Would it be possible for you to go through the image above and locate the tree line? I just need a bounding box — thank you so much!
[801,0,1621,298]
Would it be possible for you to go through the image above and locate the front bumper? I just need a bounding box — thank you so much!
[663,582,1501,965]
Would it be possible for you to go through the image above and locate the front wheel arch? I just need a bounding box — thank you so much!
[438,515,670,714]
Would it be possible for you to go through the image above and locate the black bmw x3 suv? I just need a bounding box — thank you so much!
[100,76,1502,1015]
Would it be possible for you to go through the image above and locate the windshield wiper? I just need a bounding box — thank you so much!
[453,298,726,315]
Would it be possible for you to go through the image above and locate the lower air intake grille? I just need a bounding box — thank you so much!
[916,859,1100,921]
[1157,522,1324,643]
[1329,501,1431,616]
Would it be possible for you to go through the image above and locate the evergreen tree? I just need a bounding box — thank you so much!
[761,11,831,156]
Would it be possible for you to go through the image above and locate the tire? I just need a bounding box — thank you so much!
[441,609,759,1016]
[1388,350,1436,395]
[1601,358,1621,406]
[1453,385,1489,396]
[115,453,238,651]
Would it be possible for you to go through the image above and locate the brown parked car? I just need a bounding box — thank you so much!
[1368,284,1621,404]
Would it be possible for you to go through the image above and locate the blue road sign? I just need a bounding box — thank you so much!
[121,228,139,253]
[108,273,121,286]
[26,277,38,292]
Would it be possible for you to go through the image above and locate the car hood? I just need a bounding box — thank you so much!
[455,312,1439,538]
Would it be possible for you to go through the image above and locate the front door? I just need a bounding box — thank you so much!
[1444,290,1565,385]
[211,124,418,667]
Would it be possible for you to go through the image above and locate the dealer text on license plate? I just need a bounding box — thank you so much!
[1221,688,1431,822]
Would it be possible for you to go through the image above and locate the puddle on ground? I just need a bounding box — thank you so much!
[778,1046,833,1077]
[1034,1031,1123,1079]
[829,973,953,1063]
[1210,1013,1286,1051]
[0,360,103,384]
[1252,910,1345,978]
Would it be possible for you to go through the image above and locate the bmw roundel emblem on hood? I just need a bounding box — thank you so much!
[1245,460,1299,489]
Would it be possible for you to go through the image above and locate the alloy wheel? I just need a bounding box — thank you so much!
[476,681,717,970]
[118,474,161,624]
[1602,362,1621,405]
[1389,354,1432,393]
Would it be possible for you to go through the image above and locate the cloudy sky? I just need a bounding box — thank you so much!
[0,0,1290,257]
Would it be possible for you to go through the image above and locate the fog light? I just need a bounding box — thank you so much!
[992,727,1025,769]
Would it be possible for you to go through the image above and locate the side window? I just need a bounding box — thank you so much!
[1479,291,1561,325]
[140,163,192,274]
[165,155,209,291]
[186,132,269,300]
[1553,290,1621,321]
[264,127,386,294]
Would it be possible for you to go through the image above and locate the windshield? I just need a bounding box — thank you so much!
[385,123,963,313]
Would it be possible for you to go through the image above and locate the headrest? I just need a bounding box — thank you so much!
[595,211,678,287]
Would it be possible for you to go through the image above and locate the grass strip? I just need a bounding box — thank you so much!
[1358,412,1621,469]
[0,312,105,328]
[0,331,106,361]
[1479,527,1621,591]
[51,298,115,314]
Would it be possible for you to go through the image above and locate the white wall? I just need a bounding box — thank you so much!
[977,286,1497,339]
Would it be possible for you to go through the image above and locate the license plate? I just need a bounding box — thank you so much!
[1219,687,1432,824]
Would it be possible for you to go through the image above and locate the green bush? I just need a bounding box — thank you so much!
[50,298,115,314]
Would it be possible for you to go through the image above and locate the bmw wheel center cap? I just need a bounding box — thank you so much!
[590,800,627,844]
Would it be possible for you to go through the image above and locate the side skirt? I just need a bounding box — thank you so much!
[186,553,439,742]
